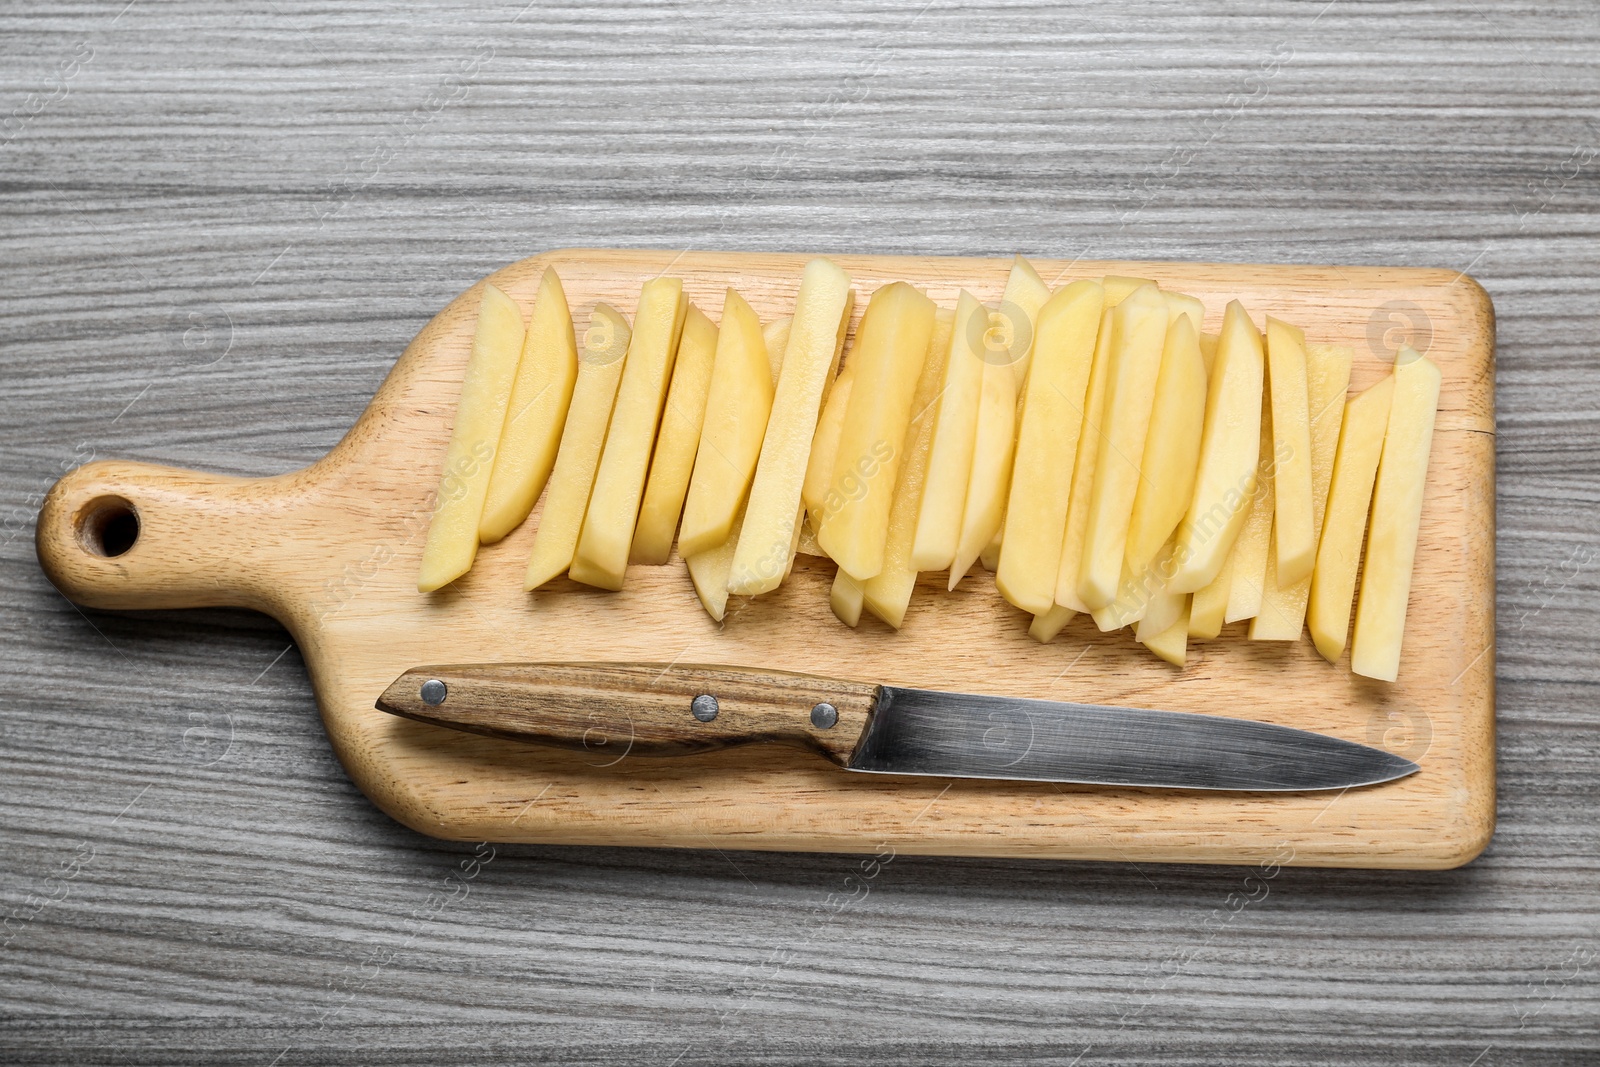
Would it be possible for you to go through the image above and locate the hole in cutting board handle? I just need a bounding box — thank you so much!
[76,496,140,558]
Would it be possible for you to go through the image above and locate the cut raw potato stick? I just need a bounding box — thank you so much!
[911,291,988,572]
[1263,317,1316,585]
[979,533,1002,572]
[1135,562,1187,639]
[820,282,937,582]
[524,303,632,589]
[1140,597,1191,667]
[762,316,791,389]
[1250,342,1352,639]
[830,567,865,628]
[418,283,526,592]
[632,304,719,565]
[1307,375,1396,662]
[1028,604,1075,644]
[1351,347,1442,682]
[1076,283,1169,610]
[729,258,854,596]
[796,516,827,558]
[1167,300,1266,593]
[995,280,1105,614]
[1188,551,1232,638]
[1101,275,1155,306]
[948,259,1052,585]
[480,269,580,544]
[1124,314,1207,579]
[677,289,773,560]
[1052,307,1116,613]
[569,277,688,590]
[801,366,854,533]
[861,306,955,629]
[1163,291,1205,335]
[685,508,743,623]
[1199,332,1219,375]
[1224,386,1276,624]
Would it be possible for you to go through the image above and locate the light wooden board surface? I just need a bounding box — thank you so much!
[36,248,1496,870]
[3,1,1598,1063]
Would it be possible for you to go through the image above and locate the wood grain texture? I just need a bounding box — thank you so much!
[2,1,1597,1063]
[34,247,1495,870]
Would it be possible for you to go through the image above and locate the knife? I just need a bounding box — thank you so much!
[375,663,1418,792]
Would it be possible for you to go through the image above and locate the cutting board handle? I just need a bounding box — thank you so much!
[36,459,307,615]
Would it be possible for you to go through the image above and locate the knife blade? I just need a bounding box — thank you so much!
[375,662,1417,792]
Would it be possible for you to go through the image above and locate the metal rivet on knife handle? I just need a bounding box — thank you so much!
[420,678,447,706]
[811,702,839,729]
[691,694,719,722]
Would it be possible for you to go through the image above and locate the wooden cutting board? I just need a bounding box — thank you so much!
[36,249,1496,869]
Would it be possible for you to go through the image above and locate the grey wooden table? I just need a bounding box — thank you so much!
[3,1,1597,1063]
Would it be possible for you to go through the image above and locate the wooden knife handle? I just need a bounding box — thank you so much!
[376,663,884,767]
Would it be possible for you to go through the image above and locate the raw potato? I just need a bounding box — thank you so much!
[802,367,853,531]
[911,291,987,571]
[686,509,742,623]
[480,269,580,544]
[1263,317,1316,585]
[1163,291,1205,334]
[418,283,526,593]
[1140,597,1191,667]
[1224,387,1275,624]
[995,280,1105,614]
[1188,551,1232,638]
[1077,283,1169,610]
[677,289,772,559]
[948,259,1052,583]
[831,568,865,627]
[861,306,956,629]
[762,317,791,385]
[1250,343,1352,639]
[524,303,632,590]
[1307,375,1395,661]
[1052,307,1115,613]
[1101,275,1155,306]
[632,304,719,564]
[1167,300,1265,593]
[1028,604,1075,644]
[1351,348,1442,681]
[569,277,688,590]
[817,282,937,580]
[729,258,854,596]
[1124,314,1206,578]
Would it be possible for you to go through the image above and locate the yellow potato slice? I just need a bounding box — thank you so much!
[479,269,579,544]
[762,317,791,385]
[1028,604,1076,644]
[1125,314,1206,578]
[911,291,987,572]
[729,258,854,595]
[1163,291,1205,335]
[860,307,955,629]
[817,282,937,580]
[569,277,688,590]
[1140,597,1190,667]
[1187,551,1231,638]
[1052,307,1116,613]
[830,567,865,628]
[523,303,632,590]
[1250,342,1352,639]
[1076,283,1169,610]
[1351,348,1442,681]
[1199,331,1219,375]
[685,507,743,623]
[995,280,1105,614]
[1101,275,1155,306]
[631,304,719,565]
[947,260,1051,583]
[1224,387,1275,623]
[1307,375,1396,661]
[1263,317,1316,585]
[677,289,772,560]
[418,283,526,593]
[801,365,854,533]
[1167,300,1265,593]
